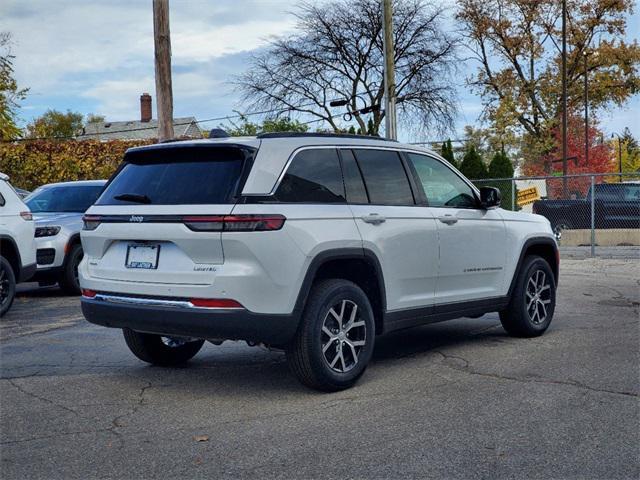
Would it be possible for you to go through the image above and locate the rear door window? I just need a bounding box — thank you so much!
[275,148,345,203]
[352,149,414,205]
[339,149,368,204]
[97,146,249,205]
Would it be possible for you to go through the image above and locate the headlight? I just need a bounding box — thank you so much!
[35,226,61,237]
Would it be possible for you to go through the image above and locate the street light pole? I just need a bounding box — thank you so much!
[382,0,397,140]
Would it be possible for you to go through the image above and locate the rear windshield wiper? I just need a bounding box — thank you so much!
[113,193,152,204]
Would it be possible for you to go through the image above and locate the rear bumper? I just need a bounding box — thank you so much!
[81,295,299,345]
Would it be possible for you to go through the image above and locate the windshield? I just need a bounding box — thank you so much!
[96,146,250,205]
[26,185,104,213]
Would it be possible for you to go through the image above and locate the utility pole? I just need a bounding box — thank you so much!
[382,0,397,140]
[561,0,568,198]
[153,0,174,141]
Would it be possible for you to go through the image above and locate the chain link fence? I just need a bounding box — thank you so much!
[472,173,640,257]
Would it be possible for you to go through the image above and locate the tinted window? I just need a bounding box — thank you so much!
[0,193,4,207]
[340,150,368,204]
[353,149,414,205]
[407,153,477,208]
[623,184,640,202]
[593,184,624,201]
[97,147,247,205]
[275,149,345,203]
[26,185,104,213]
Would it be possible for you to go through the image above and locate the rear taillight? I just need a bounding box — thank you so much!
[189,298,243,309]
[83,215,102,231]
[82,289,97,298]
[20,211,33,221]
[184,214,285,232]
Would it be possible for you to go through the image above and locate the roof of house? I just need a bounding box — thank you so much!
[78,117,202,141]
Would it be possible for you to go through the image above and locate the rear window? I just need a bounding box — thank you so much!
[275,148,345,203]
[97,146,250,205]
[26,185,104,213]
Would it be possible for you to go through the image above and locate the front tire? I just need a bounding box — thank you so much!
[0,256,16,317]
[552,219,573,237]
[500,256,556,337]
[58,244,83,295]
[122,328,205,366]
[286,279,375,391]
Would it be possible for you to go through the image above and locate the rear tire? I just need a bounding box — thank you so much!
[58,244,83,295]
[500,256,556,337]
[122,328,205,366]
[286,279,375,391]
[0,256,16,317]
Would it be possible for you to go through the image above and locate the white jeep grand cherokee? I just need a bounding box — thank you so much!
[80,133,558,391]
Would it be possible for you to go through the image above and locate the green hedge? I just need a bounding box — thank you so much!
[0,139,153,190]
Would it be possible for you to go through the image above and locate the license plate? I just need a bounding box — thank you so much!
[125,244,160,269]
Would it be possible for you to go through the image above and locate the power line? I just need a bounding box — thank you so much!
[2,93,380,144]
[2,108,300,143]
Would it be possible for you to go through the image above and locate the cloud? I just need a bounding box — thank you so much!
[3,0,639,139]
[80,78,155,120]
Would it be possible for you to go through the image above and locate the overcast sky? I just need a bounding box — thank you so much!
[2,0,639,143]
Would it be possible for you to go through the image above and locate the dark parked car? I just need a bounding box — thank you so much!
[533,182,640,234]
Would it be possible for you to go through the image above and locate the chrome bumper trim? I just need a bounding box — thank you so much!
[88,293,242,310]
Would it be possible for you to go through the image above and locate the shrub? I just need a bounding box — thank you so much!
[0,139,153,190]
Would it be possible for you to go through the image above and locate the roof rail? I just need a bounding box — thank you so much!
[256,132,396,142]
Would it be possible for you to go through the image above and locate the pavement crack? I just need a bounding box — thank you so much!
[434,351,639,398]
[109,381,154,430]
[5,378,80,416]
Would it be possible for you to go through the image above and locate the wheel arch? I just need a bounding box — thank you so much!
[508,237,559,297]
[293,248,387,335]
[0,235,21,279]
[64,233,82,261]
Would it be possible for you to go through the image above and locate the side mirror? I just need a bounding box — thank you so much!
[479,186,501,209]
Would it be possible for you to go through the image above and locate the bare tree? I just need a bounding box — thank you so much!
[236,0,458,135]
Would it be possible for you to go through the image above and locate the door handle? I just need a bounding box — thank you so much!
[438,215,458,225]
[362,213,386,225]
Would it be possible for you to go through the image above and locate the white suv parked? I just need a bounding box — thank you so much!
[80,133,558,390]
[0,173,36,316]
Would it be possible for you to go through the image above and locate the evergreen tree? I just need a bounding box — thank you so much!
[441,139,456,167]
[488,150,515,210]
[367,118,375,136]
[459,145,487,180]
[488,150,514,178]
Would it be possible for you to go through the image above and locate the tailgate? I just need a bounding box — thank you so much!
[80,144,254,286]
[82,205,233,285]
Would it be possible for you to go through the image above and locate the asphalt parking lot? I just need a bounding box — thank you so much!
[1,258,638,479]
